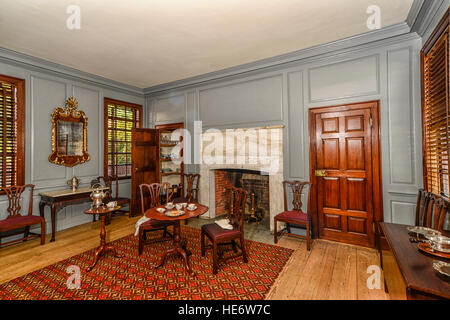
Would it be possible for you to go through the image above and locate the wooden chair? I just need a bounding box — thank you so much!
[172,173,200,204]
[137,182,175,255]
[415,189,431,227]
[0,184,45,247]
[201,186,248,274]
[424,194,449,232]
[274,180,312,250]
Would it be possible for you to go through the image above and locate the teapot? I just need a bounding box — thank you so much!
[67,176,79,192]
[90,188,107,208]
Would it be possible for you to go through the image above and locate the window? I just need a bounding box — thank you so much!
[422,10,449,197]
[0,75,25,191]
[104,98,142,179]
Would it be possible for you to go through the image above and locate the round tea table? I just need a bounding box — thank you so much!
[84,206,122,272]
[145,204,209,276]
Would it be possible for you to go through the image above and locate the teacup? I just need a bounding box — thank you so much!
[187,203,196,210]
[107,201,117,208]
[181,203,187,208]
[165,202,174,209]
[156,208,165,213]
[175,203,183,210]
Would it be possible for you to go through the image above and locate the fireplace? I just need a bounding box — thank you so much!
[198,126,284,231]
[214,169,270,228]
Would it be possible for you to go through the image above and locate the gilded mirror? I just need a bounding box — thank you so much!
[49,96,90,166]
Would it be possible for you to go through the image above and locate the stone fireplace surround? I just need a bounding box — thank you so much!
[198,127,284,232]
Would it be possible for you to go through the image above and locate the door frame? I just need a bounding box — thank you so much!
[308,100,383,245]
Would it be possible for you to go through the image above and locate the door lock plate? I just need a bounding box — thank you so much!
[315,170,327,177]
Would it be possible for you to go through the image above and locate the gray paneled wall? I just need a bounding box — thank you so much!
[0,60,144,237]
[146,33,423,226]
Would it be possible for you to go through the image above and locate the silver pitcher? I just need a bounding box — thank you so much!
[67,176,79,192]
[90,188,107,208]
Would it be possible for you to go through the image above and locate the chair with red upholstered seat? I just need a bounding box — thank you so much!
[201,186,248,274]
[274,180,312,250]
[0,184,45,247]
[137,182,175,255]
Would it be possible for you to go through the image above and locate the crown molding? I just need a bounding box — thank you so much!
[0,47,144,97]
[143,22,414,96]
[143,22,412,96]
[410,0,448,36]
[406,0,425,28]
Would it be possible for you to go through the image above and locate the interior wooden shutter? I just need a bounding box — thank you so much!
[0,79,21,189]
[104,98,142,179]
[423,27,449,196]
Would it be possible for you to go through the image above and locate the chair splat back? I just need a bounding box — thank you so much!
[0,184,34,218]
[415,189,430,227]
[283,181,310,212]
[227,186,248,230]
[139,183,171,215]
[184,174,200,202]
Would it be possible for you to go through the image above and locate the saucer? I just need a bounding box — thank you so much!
[186,205,197,211]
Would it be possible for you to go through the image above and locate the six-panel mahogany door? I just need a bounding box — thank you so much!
[131,128,159,215]
[309,101,382,248]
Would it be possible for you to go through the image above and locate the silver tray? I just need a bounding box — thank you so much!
[407,226,441,238]
[433,261,450,278]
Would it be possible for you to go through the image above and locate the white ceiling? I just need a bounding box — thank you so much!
[0,0,414,88]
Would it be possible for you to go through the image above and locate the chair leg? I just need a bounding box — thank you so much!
[163,227,167,238]
[286,223,291,234]
[201,231,206,256]
[241,235,248,263]
[40,221,45,245]
[306,222,311,251]
[24,226,30,241]
[212,241,218,274]
[231,240,238,253]
[92,214,96,222]
[138,229,144,255]
[274,219,278,244]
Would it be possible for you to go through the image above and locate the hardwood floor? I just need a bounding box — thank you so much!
[0,215,388,300]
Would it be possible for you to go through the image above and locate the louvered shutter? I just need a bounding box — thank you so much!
[423,26,449,197]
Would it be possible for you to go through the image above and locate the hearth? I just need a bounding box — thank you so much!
[214,169,270,229]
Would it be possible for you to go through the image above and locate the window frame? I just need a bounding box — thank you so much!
[103,97,142,180]
[421,8,450,198]
[0,74,25,193]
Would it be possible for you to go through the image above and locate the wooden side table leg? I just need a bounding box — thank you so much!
[50,203,57,242]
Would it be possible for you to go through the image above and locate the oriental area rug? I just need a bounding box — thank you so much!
[0,226,292,300]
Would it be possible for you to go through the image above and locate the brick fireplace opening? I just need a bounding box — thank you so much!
[214,169,270,229]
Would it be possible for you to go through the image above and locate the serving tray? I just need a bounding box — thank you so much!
[418,242,450,260]
[433,261,450,278]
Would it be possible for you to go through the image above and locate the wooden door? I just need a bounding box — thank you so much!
[131,128,159,215]
[309,101,382,248]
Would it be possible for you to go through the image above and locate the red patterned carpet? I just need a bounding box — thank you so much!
[0,226,292,300]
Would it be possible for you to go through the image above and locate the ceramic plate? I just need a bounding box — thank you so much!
[165,210,185,217]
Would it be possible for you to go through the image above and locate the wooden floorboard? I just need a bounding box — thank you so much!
[0,216,389,300]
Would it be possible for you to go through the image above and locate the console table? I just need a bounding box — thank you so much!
[379,222,450,300]
[39,186,109,242]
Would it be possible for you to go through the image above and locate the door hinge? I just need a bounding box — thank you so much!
[369,115,373,128]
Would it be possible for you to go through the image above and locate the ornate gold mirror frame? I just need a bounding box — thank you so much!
[49,96,90,167]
